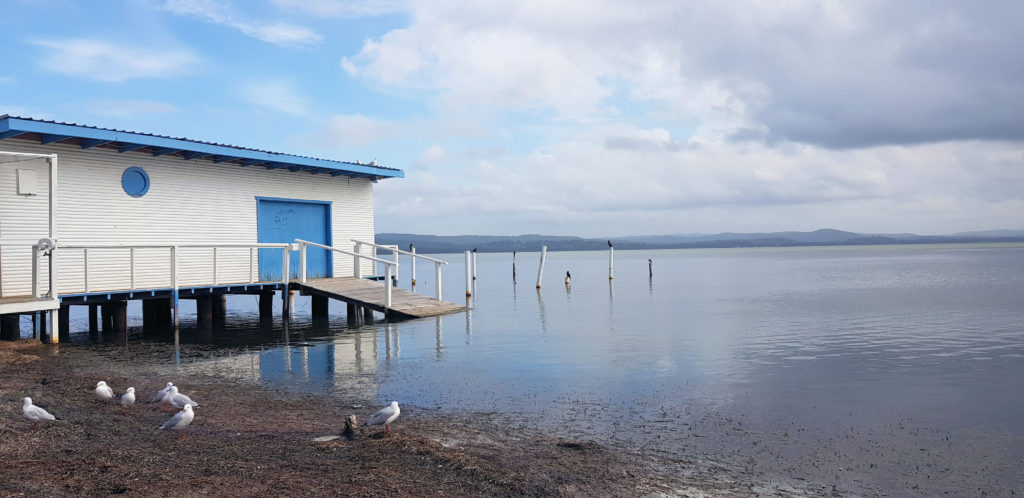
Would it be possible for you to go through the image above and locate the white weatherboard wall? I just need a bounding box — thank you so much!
[0,141,377,296]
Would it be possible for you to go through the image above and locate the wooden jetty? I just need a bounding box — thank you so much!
[294,277,465,319]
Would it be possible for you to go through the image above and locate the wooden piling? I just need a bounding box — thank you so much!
[363,306,374,324]
[410,244,417,286]
[536,246,547,289]
[111,301,128,338]
[648,258,653,278]
[465,251,472,296]
[609,245,614,280]
[212,294,226,330]
[472,249,478,280]
[196,295,213,337]
[88,304,98,335]
[58,305,70,340]
[346,302,361,327]
[259,290,275,331]
[0,314,19,340]
[312,295,329,330]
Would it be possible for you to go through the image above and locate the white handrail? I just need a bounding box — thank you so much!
[349,239,447,301]
[350,239,449,264]
[295,238,402,311]
[60,242,293,294]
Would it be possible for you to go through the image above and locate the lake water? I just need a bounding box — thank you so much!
[64,243,1024,495]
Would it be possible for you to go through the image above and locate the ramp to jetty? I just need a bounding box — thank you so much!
[293,277,466,319]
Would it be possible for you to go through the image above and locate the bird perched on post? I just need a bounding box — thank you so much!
[565,271,571,285]
[607,240,613,248]
[367,401,401,435]
[95,381,114,402]
[158,404,194,439]
[22,397,56,430]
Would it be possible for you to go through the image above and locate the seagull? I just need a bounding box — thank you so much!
[95,381,114,402]
[368,158,378,166]
[165,385,200,409]
[367,401,401,435]
[150,382,174,405]
[120,387,136,410]
[607,240,613,248]
[22,397,56,430]
[158,404,194,439]
[565,271,571,285]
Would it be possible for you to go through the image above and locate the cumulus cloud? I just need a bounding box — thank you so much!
[162,0,321,46]
[343,0,1024,148]
[31,39,198,82]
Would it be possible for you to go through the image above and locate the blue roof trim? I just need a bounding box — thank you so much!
[0,115,404,180]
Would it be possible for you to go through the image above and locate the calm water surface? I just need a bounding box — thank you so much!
[65,243,1024,494]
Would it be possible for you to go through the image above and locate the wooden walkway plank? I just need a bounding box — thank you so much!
[294,277,466,319]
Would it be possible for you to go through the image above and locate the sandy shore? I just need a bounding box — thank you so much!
[0,339,833,497]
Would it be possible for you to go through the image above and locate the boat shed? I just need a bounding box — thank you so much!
[0,115,405,342]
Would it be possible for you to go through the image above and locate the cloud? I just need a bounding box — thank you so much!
[318,114,404,148]
[162,0,321,46]
[239,80,309,116]
[31,38,198,82]
[343,1,1024,148]
[84,99,180,118]
[272,0,407,18]
[375,123,1024,236]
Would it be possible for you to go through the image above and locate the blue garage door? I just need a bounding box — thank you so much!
[257,198,332,281]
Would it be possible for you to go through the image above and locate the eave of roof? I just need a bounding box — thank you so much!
[0,115,403,180]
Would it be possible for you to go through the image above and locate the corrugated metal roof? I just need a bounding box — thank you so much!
[0,115,403,180]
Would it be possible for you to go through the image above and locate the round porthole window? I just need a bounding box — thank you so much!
[121,166,150,197]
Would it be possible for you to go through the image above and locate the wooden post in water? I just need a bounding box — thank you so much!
[465,251,472,296]
[536,246,547,289]
[363,306,374,324]
[472,248,478,281]
[212,294,226,331]
[512,251,517,284]
[346,302,361,327]
[196,295,213,339]
[648,258,653,278]
[608,243,614,280]
[311,295,329,331]
[59,305,71,341]
[259,290,274,331]
[410,244,416,286]
[88,304,98,335]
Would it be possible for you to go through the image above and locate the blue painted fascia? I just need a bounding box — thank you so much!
[0,116,404,179]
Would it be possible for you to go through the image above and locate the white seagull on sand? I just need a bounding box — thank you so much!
[22,397,56,430]
[150,382,173,404]
[95,381,114,401]
[120,387,136,409]
[165,385,200,409]
[367,401,401,434]
[158,404,194,439]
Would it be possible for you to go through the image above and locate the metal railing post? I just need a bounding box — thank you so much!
[385,264,393,308]
[411,246,417,285]
[300,242,307,283]
[282,247,290,285]
[32,245,40,298]
[249,247,255,283]
[171,246,178,290]
[212,247,218,285]
[435,262,442,300]
[393,248,399,286]
[353,242,362,278]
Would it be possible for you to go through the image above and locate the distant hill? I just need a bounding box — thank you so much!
[376,229,1024,254]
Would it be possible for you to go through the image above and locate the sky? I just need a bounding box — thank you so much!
[2,0,1022,237]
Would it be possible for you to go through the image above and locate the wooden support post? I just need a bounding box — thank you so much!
[112,301,128,339]
[346,302,361,327]
[259,290,275,331]
[363,306,374,324]
[608,246,614,280]
[311,295,329,331]
[0,315,19,340]
[212,294,227,331]
[196,295,213,338]
[142,300,155,335]
[58,305,70,341]
[88,304,99,335]
[465,251,472,296]
[100,304,113,335]
[536,246,547,289]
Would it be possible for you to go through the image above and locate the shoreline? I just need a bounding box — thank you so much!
[0,339,816,497]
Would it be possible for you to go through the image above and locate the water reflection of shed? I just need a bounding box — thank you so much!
[0,115,403,342]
